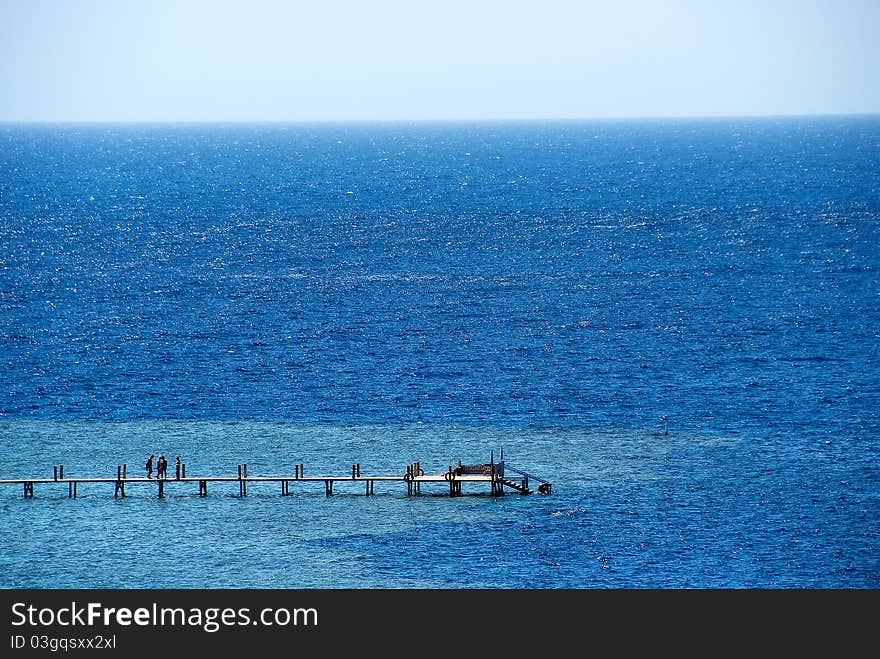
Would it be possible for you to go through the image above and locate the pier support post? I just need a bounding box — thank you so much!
[199,480,207,497]
[238,464,247,497]
[53,466,58,481]
[23,482,33,498]
[59,465,64,480]
[182,464,186,478]
[413,462,422,495]
[324,480,333,496]
[445,465,458,497]
[115,465,126,498]
[157,479,164,498]
[68,481,77,498]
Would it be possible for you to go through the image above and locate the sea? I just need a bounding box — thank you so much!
[0,117,877,589]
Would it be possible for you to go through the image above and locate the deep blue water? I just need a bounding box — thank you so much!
[0,118,878,588]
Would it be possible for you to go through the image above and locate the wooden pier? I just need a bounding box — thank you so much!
[0,454,552,500]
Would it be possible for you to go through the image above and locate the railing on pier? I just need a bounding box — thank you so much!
[454,463,494,476]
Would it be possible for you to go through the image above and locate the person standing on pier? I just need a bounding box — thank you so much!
[146,455,154,479]
[175,456,181,480]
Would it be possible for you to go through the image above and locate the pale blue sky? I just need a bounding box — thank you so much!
[1,0,878,121]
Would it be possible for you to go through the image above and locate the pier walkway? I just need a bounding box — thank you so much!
[0,454,552,499]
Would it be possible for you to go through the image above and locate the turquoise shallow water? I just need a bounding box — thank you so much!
[1,119,878,587]
[0,419,875,588]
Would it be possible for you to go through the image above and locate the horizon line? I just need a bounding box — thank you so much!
[1,111,878,126]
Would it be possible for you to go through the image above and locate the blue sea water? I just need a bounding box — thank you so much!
[0,118,877,588]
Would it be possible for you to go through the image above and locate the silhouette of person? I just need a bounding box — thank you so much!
[175,456,181,480]
[157,455,167,480]
[146,455,154,479]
